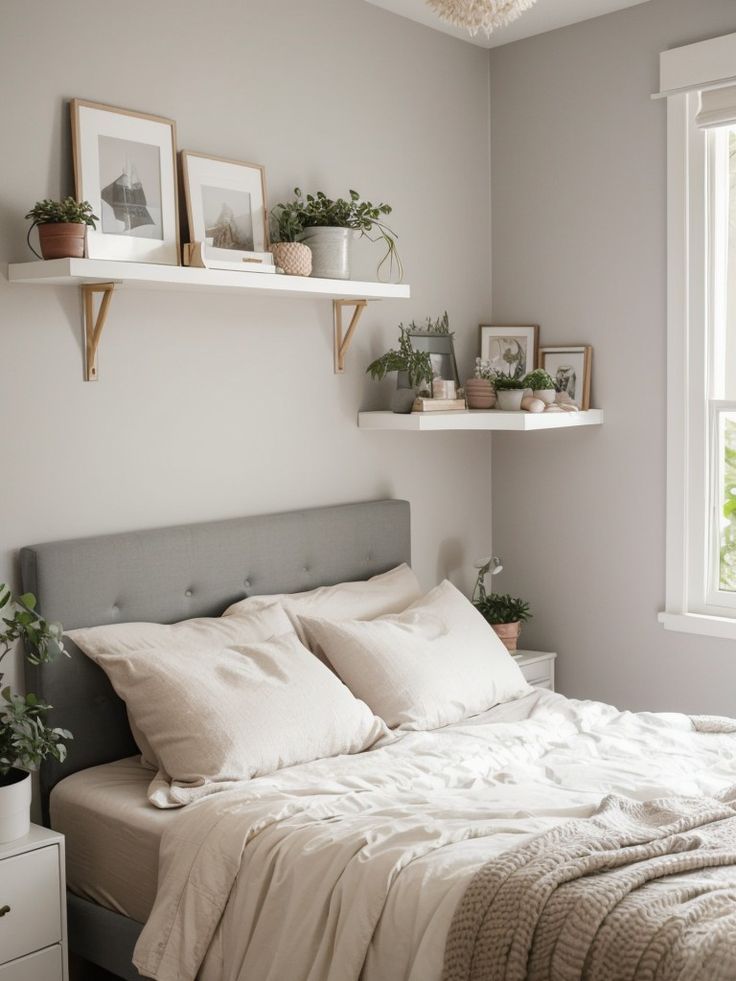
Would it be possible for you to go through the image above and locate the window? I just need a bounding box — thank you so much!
[660,33,736,639]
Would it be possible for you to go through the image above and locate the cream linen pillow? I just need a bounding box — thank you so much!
[68,601,296,771]
[300,580,530,731]
[72,615,387,808]
[226,563,423,656]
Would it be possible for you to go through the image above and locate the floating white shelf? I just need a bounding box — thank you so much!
[357,409,604,431]
[7,258,410,380]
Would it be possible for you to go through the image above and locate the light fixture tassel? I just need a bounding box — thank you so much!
[425,0,538,37]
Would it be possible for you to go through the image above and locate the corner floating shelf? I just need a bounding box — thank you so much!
[7,258,411,381]
[358,409,604,431]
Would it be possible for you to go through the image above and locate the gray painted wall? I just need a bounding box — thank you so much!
[489,0,736,713]
[0,0,493,693]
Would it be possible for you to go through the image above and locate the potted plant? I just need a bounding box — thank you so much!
[0,587,71,842]
[465,358,496,409]
[522,368,556,404]
[493,374,527,411]
[269,202,313,277]
[25,197,98,260]
[367,325,433,413]
[471,566,531,653]
[270,188,402,282]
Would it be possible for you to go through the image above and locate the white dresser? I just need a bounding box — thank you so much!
[0,826,67,980]
[514,650,556,691]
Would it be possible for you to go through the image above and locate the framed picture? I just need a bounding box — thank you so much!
[71,99,180,265]
[539,345,593,409]
[479,324,539,380]
[181,151,270,267]
[408,330,460,385]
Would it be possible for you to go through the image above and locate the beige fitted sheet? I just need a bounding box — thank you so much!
[50,756,175,924]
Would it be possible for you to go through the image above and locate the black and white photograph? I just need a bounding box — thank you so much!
[201,185,254,251]
[539,345,593,409]
[479,324,539,380]
[72,99,179,264]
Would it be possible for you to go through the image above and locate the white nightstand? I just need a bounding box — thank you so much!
[514,650,556,691]
[0,825,68,980]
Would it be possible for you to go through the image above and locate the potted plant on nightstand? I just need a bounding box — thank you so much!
[472,560,531,652]
[0,587,71,842]
[270,188,403,281]
[493,374,527,411]
[367,325,433,413]
[25,197,98,260]
[522,368,556,405]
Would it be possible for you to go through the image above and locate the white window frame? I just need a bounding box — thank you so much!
[659,32,736,641]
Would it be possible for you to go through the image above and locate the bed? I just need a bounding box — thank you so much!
[22,499,736,981]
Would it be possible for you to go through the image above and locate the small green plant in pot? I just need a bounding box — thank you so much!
[472,564,531,653]
[0,587,71,842]
[493,373,527,411]
[271,188,402,282]
[25,197,98,260]
[367,325,433,414]
[522,368,556,404]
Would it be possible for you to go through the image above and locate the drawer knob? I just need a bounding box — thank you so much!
[0,905,10,917]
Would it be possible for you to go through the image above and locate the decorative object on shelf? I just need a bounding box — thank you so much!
[181,151,272,273]
[520,395,545,412]
[270,241,312,277]
[366,324,433,414]
[182,240,275,273]
[71,98,180,265]
[426,0,537,38]
[522,368,556,404]
[0,588,71,842]
[480,324,539,381]
[270,188,402,282]
[493,373,527,410]
[407,311,460,389]
[471,560,532,653]
[412,397,466,412]
[431,378,457,399]
[465,357,496,409]
[25,198,98,260]
[538,345,593,410]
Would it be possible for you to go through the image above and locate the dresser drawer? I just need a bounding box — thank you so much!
[0,945,62,981]
[0,846,61,966]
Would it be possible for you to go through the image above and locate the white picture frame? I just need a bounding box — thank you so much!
[71,99,180,265]
[181,151,271,268]
[538,345,593,410]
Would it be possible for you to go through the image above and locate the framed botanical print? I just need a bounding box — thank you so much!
[181,151,271,267]
[538,345,593,409]
[71,99,180,264]
[479,324,539,380]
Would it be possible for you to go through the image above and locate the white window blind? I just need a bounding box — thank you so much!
[696,84,736,129]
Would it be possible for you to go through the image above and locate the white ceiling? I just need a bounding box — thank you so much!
[364,0,651,49]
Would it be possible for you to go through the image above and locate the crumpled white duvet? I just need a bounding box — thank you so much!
[132,689,736,981]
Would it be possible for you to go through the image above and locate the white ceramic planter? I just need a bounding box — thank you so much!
[496,389,525,411]
[0,769,31,843]
[298,227,352,279]
[533,389,556,404]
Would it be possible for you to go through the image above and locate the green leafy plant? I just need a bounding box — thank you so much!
[25,197,98,227]
[366,325,433,390]
[522,368,555,391]
[492,374,527,391]
[474,592,532,626]
[271,188,402,281]
[407,311,452,336]
[0,588,71,780]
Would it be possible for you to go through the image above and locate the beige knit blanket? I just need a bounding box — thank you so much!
[443,784,736,981]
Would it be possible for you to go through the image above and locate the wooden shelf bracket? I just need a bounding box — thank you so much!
[333,299,368,373]
[82,282,116,382]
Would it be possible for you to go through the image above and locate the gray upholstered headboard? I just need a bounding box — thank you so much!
[20,499,411,822]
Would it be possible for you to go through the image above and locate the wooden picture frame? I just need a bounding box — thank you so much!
[181,151,270,267]
[538,345,593,409]
[479,324,539,380]
[71,98,180,265]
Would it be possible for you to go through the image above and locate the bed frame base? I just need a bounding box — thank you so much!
[68,893,142,980]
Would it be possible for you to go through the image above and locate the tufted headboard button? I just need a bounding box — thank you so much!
[185,589,193,598]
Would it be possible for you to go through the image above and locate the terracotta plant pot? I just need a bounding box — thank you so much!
[492,621,522,652]
[270,241,312,277]
[0,768,31,843]
[37,222,86,260]
[464,378,496,409]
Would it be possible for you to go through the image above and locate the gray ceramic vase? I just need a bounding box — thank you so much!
[298,227,352,279]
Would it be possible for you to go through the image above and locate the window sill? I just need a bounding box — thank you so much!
[658,611,736,641]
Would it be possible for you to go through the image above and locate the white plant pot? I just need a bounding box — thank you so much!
[297,227,352,280]
[533,389,556,404]
[0,769,31,843]
[496,389,525,411]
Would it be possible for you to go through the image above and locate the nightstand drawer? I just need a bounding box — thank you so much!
[514,651,556,692]
[0,846,61,966]
[0,944,62,981]
[520,664,551,686]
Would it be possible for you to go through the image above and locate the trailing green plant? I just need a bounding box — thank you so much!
[0,587,71,780]
[492,374,527,391]
[366,325,433,390]
[25,198,98,227]
[271,188,402,281]
[522,368,556,391]
[474,592,532,626]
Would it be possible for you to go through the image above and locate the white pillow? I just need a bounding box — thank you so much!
[68,601,297,771]
[72,610,387,807]
[226,563,422,655]
[300,580,530,731]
